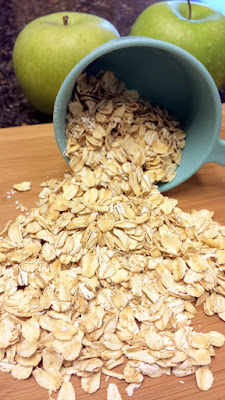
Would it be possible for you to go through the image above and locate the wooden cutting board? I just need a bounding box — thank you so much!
[0,105,225,400]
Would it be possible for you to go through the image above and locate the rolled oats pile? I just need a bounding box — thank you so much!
[0,72,225,399]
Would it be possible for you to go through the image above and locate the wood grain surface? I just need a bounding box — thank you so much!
[0,106,225,400]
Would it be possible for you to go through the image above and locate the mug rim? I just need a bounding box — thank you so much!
[53,36,222,192]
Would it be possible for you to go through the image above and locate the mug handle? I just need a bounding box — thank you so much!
[206,138,225,166]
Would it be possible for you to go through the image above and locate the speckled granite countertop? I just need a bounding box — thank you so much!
[1,0,224,128]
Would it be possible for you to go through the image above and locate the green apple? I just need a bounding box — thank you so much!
[13,12,120,115]
[130,1,225,88]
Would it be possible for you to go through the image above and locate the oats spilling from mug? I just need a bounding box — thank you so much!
[66,71,186,195]
[0,72,225,399]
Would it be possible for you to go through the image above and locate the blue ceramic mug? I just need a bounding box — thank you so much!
[53,36,224,192]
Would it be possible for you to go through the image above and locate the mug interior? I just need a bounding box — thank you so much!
[54,39,221,192]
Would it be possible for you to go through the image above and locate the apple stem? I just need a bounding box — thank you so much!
[63,15,68,25]
[187,0,192,19]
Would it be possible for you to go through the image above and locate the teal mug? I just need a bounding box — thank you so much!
[53,36,225,192]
